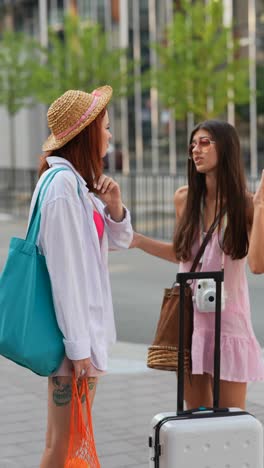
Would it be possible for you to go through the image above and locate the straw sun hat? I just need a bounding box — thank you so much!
[42,85,113,151]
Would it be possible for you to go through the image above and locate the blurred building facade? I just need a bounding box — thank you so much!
[0,0,263,175]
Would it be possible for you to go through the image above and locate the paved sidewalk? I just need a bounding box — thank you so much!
[0,342,263,468]
[0,218,264,467]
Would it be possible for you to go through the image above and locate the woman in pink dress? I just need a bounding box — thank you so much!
[132,120,264,410]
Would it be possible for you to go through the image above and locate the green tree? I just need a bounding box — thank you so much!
[33,14,133,104]
[0,30,41,173]
[153,0,249,121]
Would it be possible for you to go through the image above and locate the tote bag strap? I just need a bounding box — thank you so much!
[26,168,69,244]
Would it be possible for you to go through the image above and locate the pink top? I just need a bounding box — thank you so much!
[93,210,104,240]
[179,231,264,382]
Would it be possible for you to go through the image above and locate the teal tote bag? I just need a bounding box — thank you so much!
[0,168,68,376]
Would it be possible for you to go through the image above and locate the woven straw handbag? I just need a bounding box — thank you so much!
[147,283,193,372]
[147,213,223,373]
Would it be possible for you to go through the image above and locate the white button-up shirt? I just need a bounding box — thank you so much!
[28,157,133,371]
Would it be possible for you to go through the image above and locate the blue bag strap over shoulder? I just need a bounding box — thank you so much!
[26,168,69,245]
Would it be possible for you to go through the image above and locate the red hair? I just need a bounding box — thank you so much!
[39,108,106,192]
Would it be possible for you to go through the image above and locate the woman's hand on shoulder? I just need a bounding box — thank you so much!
[174,185,188,220]
[94,174,124,221]
[94,174,121,205]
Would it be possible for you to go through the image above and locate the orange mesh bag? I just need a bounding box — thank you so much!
[65,375,100,468]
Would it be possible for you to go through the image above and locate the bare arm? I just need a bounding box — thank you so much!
[131,232,177,262]
[130,186,188,263]
[248,170,264,274]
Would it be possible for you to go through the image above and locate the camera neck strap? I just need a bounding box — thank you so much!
[190,208,226,273]
[200,199,227,270]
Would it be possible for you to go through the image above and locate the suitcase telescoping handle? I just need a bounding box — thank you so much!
[176,270,224,414]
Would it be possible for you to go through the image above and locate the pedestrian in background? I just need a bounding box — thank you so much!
[28,86,133,467]
[248,170,264,273]
[131,119,264,410]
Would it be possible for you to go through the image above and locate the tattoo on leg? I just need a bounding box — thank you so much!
[87,378,97,392]
[78,379,97,404]
[52,377,72,406]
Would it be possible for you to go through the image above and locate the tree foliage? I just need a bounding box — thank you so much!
[153,0,249,120]
[0,30,41,116]
[33,14,133,104]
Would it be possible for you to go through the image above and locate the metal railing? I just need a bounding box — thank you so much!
[0,168,260,239]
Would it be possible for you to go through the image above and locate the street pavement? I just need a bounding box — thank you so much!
[0,217,264,467]
[0,343,264,468]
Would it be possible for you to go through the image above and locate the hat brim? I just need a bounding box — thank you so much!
[42,85,113,152]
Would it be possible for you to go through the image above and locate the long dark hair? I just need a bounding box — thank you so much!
[174,120,250,261]
[39,108,106,192]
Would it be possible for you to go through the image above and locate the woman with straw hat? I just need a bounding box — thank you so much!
[29,86,133,467]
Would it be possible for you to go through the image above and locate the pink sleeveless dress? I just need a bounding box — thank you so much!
[53,210,105,377]
[179,231,264,382]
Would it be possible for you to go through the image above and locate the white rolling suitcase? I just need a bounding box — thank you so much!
[149,270,263,468]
